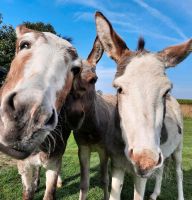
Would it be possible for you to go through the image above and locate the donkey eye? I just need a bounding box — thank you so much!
[19,41,31,50]
[117,87,123,94]
[71,66,81,76]
[89,76,98,84]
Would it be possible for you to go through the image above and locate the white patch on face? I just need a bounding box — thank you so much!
[114,54,171,155]
[13,32,79,110]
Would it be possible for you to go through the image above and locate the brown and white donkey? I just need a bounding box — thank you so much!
[0,25,82,159]
[0,26,82,200]
[95,12,192,200]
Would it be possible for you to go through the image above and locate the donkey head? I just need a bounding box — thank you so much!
[0,26,81,158]
[65,36,103,130]
[95,12,192,177]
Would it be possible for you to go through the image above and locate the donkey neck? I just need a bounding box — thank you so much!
[82,89,97,123]
[82,92,115,133]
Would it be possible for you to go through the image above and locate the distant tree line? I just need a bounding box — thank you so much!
[177,99,192,105]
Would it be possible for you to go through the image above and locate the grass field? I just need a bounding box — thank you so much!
[0,118,191,200]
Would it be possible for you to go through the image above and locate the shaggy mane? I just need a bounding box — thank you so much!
[137,37,145,51]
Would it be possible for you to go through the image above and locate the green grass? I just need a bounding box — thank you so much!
[177,99,192,104]
[0,118,192,199]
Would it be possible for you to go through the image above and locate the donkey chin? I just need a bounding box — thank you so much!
[0,127,50,159]
[65,111,85,131]
[0,106,57,159]
[133,165,159,178]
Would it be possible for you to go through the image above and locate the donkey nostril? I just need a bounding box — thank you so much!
[45,109,56,127]
[7,92,17,111]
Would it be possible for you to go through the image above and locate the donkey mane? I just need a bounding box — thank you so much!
[137,37,145,52]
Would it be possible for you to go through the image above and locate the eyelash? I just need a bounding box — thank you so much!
[19,41,31,51]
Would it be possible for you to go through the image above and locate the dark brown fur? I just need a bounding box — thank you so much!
[65,68,121,200]
[63,37,122,200]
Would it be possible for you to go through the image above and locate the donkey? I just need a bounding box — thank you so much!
[95,12,191,200]
[64,37,114,200]
[0,25,82,159]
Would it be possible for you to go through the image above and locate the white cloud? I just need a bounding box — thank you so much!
[133,0,187,40]
[56,0,103,9]
[64,0,183,43]
[124,29,180,43]
[97,65,116,79]
[73,10,181,43]
[74,12,94,22]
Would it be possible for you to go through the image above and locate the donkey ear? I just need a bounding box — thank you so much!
[95,11,129,63]
[16,25,33,38]
[158,39,192,68]
[87,36,103,66]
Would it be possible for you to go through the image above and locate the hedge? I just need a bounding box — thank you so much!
[177,99,192,105]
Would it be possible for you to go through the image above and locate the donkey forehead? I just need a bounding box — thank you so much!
[17,32,80,66]
[43,32,73,48]
[115,54,171,88]
[81,60,96,75]
[82,60,95,71]
[18,31,73,49]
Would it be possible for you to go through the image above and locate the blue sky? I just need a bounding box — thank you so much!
[1,0,192,98]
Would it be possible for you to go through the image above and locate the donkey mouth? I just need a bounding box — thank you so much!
[65,112,85,131]
[0,142,31,159]
[135,168,153,178]
[137,173,150,178]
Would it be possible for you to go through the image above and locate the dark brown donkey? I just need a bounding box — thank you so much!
[64,37,120,200]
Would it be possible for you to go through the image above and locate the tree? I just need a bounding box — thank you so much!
[23,21,72,42]
[0,14,2,24]
[23,21,57,34]
[0,16,16,70]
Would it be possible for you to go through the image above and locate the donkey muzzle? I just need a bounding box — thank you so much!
[129,148,163,177]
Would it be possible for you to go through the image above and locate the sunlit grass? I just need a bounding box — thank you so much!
[0,118,191,199]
